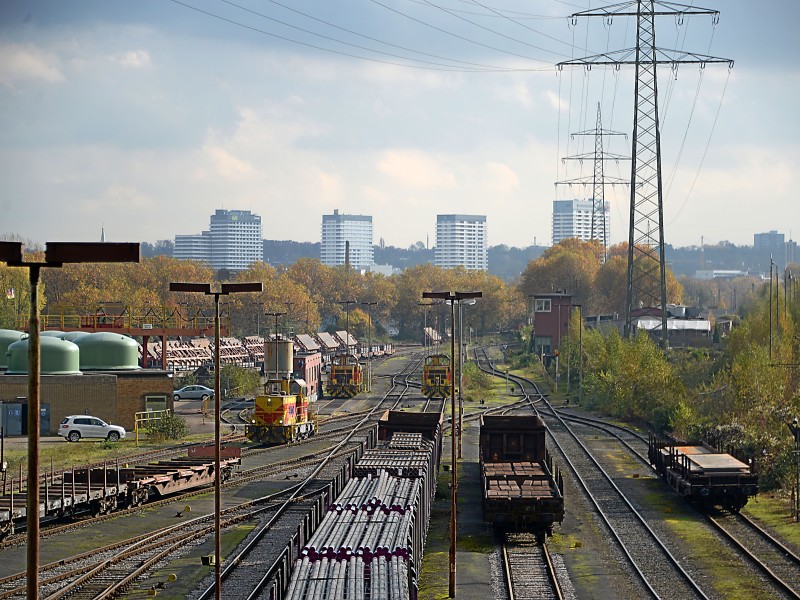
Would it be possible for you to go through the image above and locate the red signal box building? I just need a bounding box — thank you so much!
[531,292,573,355]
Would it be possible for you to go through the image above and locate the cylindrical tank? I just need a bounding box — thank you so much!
[0,329,25,370]
[264,339,294,379]
[60,331,90,342]
[5,336,81,375]
[74,332,141,370]
[40,330,66,338]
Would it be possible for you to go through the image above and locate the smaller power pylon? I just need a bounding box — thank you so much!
[555,102,630,260]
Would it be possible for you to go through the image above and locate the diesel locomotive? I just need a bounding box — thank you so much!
[421,353,452,399]
[325,353,364,399]
[247,338,317,444]
[245,376,316,444]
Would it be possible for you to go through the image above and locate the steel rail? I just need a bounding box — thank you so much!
[202,351,424,600]
[475,347,709,600]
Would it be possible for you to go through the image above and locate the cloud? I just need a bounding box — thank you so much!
[114,49,151,69]
[377,150,456,189]
[0,43,64,86]
[484,162,519,193]
[496,82,534,108]
[200,145,254,180]
[80,184,154,211]
[545,89,567,111]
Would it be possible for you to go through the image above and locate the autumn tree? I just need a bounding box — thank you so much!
[518,239,602,312]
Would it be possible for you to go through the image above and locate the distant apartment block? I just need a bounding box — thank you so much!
[320,209,374,270]
[174,209,263,271]
[552,199,610,246]
[435,214,488,271]
[754,230,796,271]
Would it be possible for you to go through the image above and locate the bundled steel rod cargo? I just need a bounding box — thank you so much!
[480,414,564,542]
[283,410,442,599]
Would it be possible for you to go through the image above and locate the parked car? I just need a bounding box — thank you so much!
[173,385,214,401]
[58,415,126,442]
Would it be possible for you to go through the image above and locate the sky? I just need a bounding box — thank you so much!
[1,0,797,251]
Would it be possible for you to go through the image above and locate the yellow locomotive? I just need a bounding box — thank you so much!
[325,354,364,399]
[421,354,452,399]
[246,376,316,444]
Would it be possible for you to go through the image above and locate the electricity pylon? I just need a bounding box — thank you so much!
[557,1,733,345]
[555,102,629,260]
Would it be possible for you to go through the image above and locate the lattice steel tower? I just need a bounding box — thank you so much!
[555,102,629,260]
[558,1,732,344]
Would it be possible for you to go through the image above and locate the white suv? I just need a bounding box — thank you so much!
[58,416,126,442]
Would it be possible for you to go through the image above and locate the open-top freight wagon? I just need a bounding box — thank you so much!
[283,411,442,600]
[480,414,564,541]
[648,431,758,511]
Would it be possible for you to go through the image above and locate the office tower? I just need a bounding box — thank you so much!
[435,214,488,271]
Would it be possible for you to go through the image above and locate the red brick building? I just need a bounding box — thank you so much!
[531,293,573,355]
[0,371,174,435]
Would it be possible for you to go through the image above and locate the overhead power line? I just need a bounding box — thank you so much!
[558,0,733,345]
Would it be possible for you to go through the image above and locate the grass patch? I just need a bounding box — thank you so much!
[638,480,776,599]
[743,493,800,551]
[128,523,256,599]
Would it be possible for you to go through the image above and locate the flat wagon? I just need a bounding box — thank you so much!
[648,432,758,511]
[0,448,240,539]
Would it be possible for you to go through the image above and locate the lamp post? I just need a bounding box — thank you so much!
[422,290,481,599]
[1,241,140,599]
[285,302,295,337]
[170,281,262,600]
[418,301,437,355]
[264,312,286,379]
[336,300,356,355]
[790,418,800,522]
[457,299,476,459]
[361,302,377,392]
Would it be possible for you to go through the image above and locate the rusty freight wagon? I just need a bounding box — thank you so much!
[648,432,758,511]
[0,448,240,540]
[480,414,564,541]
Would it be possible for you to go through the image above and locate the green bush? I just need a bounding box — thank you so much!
[146,413,190,442]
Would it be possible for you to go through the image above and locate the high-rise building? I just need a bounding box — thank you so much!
[435,214,488,271]
[174,232,212,264]
[552,199,610,246]
[174,209,262,271]
[320,209,374,269]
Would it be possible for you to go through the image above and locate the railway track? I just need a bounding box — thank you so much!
[705,510,800,599]
[475,348,709,600]
[478,347,800,600]
[196,350,426,598]
[501,533,563,600]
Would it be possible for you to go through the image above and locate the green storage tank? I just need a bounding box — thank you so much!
[0,329,25,370]
[74,332,140,371]
[60,331,90,342]
[5,336,81,375]
[40,330,66,338]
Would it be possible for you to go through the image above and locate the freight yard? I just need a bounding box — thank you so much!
[0,345,797,599]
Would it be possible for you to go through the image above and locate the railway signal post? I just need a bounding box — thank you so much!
[789,418,800,522]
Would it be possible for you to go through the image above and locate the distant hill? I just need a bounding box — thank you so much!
[263,240,320,265]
